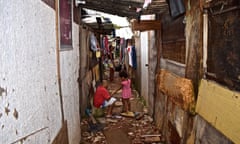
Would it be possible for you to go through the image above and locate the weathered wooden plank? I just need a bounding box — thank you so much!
[185,0,203,96]
[196,79,240,144]
[132,20,161,31]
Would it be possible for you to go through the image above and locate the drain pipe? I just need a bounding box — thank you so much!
[55,0,65,124]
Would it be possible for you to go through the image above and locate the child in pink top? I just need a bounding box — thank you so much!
[121,73,131,113]
[112,71,132,113]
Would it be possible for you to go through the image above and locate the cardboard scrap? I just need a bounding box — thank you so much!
[143,136,161,143]
[121,111,135,117]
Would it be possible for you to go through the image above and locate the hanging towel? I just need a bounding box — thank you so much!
[90,33,98,51]
[131,46,137,69]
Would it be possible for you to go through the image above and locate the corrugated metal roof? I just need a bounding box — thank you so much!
[77,0,169,19]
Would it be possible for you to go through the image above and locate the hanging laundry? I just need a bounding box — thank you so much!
[90,33,98,51]
[100,35,104,50]
[131,46,137,69]
[127,45,133,67]
[104,36,109,53]
[143,0,152,9]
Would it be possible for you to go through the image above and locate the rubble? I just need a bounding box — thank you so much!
[80,114,163,144]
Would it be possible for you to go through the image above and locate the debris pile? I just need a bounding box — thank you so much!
[80,114,165,144]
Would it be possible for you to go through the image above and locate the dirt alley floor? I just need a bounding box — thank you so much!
[80,70,165,144]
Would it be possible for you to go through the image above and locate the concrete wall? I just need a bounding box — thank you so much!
[60,22,81,144]
[0,1,80,144]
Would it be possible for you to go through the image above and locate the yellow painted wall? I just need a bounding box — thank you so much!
[196,79,240,144]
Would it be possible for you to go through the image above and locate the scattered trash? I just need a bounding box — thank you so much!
[141,134,162,138]
[106,118,118,123]
[135,112,144,120]
[80,79,163,144]
[128,132,135,137]
[93,136,102,143]
[112,115,122,119]
[115,101,123,106]
[96,117,106,124]
[143,136,161,143]
[88,122,105,132]
[121,111,135,117]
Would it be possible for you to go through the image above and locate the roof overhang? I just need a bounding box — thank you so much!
[77,0,169,35]
[77,0,169,19]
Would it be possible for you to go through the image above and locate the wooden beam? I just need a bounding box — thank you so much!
[132,20,161,31]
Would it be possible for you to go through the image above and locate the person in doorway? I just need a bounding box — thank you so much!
[93,80,116,118]
[111,70,132,114]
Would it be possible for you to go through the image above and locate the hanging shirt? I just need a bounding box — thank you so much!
[127,46,133,67]
[90,33,98,51]
[104,36,109,53]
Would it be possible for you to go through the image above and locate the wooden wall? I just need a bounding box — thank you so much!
[154,0,238,144]
[185,0,203,96]
[154,70,195,143]
[196,79,240,144]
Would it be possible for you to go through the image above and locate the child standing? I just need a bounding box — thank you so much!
[120,71,132,113]
[112,71,132,113]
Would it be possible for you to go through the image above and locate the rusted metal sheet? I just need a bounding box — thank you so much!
[161,15,186,64]
[206,4,240,91]
[162,40,185,64]
[132,20,161,31]
[157,69,195,111]
[78,0,168,18]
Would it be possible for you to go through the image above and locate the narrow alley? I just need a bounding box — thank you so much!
[80,68,164,144]
[1,0,240,144]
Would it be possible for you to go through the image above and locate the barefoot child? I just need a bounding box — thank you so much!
[112,71,132,113]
